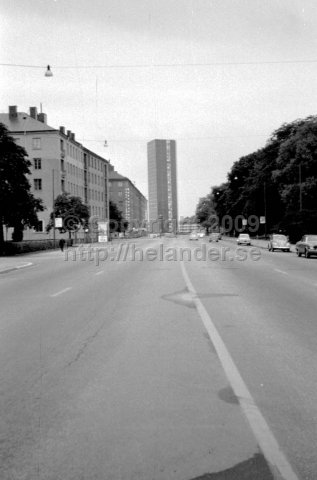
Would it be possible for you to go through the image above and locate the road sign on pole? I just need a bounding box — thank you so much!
[55,217,63,228]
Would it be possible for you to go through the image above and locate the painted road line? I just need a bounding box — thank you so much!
[180,261,299,480]
[50,287,72,298]
[95,271,104,275]
[274,269,288,275]
[16,262,33,269]
[0,262,33,274]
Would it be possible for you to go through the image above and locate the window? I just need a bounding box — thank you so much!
[118,182,123,187]
[32,138,41,150]
[34,179,42,190]
[118,191,123,197]
[34,220,44,232]
[34,158,41,169]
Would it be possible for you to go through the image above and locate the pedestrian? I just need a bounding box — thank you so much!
[59,238,66,252]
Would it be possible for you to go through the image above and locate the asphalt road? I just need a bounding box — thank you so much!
[0,237,316,480]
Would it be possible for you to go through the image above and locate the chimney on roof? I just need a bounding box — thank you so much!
[37,113,47,124]
[67,130,71,137]
[59,126,65,135]
[9,106,18,118]
[29,107,38,119]
[71,133,75,141]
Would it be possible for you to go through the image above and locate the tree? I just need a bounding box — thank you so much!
[46,193,89,239]
[0,123,44,247]
[195,193,218,232]
[109,201,127,232]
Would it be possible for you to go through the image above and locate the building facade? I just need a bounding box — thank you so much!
[109,167,147,231]
[147,139,178,233]
[0,105,109,241]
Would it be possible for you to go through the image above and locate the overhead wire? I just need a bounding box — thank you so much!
[2,59,317,69]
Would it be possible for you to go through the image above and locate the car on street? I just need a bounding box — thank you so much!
[295,235,317,258]
[237,233,251,245]
[189,231,199,241]
[268,234,290,252]
[209,232,220,242]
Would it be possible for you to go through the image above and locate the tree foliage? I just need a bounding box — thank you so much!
[200,115,317,241]
[195,193,218,232]
[47,193,90,238]
[109,201,127,232]
[0,123,44,245]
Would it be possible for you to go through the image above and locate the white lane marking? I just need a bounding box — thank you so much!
[180,261,299,480]
[274,268,288,275]
[95,270,104,276]
[50,287,72,297]
[16,262,33,269]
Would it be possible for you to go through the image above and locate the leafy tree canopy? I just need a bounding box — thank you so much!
[198,115,317,240]
[109,201,127,232]
[0,122,44,244]
[47,193,89,238]
[195,193,218,231]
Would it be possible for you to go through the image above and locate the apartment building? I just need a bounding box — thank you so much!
[0,105,109,241]
[108,167,147,230]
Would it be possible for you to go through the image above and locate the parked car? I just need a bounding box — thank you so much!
[237,233,251,245]
[209,232,220,242]
[268,234,290,252]
[198,232,205,238]
[295,235,317,258]
[189,231,199,241]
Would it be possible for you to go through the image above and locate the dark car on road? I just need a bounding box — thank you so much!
[296,235,317,258]
[209,232,221,242]
[268,234,290,252]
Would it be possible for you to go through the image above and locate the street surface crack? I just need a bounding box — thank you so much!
[65,323,104,368]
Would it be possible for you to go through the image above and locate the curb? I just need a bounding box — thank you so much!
[0,262,33,275]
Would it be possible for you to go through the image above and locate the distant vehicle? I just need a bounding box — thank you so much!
[209,232,220,242]
[198,232,205,238]
[237,233,251,245]
[189,231,199,241]
[268,234,290,252]
[295,235,317,258]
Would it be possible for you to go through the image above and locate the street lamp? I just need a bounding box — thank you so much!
[52,169,56,248]
[299,164,303,212]
[264,181,267,237]
[159,214,163,237]
[45,65,53,77]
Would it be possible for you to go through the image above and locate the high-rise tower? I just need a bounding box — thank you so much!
[147,139,178,233]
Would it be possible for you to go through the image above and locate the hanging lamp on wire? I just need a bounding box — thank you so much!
[45,65,53,77]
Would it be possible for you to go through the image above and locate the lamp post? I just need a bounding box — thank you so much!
[159,214,163,237]
[52,169,56,248]
[299,164,303,212]
[264,181,267,238]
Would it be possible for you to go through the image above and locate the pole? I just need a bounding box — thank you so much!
[52,169,56,248]
[264,181,267,238]
[106,162,110,242]
[299,164,302,212]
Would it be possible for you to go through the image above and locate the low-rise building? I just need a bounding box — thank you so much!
[108,167,147,231]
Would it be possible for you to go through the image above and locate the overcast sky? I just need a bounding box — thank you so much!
[1,0,317,217]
